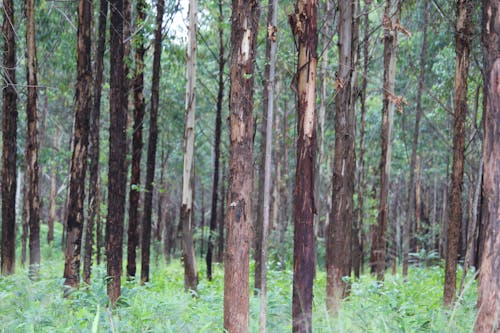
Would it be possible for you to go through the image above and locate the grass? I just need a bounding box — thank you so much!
[0,244,477,332]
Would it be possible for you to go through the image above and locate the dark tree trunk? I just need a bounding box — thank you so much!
[106,0,126,303]
[1,0,18,276]
[403,0,429,277]
[84,0,107,283]
[216,162,226,263]
[443,0,473,306]
[63,0,93,290]
[290,0,317,330]
[206,0,224,281]
[326,0,356,313]
[141,0,164,284]
[127,0,146,281]
[371,0,401,281]
[223,0,259,330]
[26,0,41,279]
[475,0,500,330]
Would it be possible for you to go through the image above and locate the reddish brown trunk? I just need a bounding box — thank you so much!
[141,0,164,284]
[443,0,473,306]
[326,0,356,313]
[290,0,317,331]
[223,0,259,330]
[1,0,17,276]
[126,0,146,280]
[106,0,126,303]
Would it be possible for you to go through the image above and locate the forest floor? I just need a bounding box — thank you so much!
[0,228,477,332]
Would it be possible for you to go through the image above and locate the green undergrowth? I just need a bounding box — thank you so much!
[0,255,477,332]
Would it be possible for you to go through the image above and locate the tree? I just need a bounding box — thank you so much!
[1,0,18,276]
[63,0,92,290]
[106,0,126,303]
[289,0,317,330]
[25,0,41,279]
[84,0,107,282]
[370,0,402,280]
[443,0,473,306]
[141,0,164,284]
[326,0,356,313]
[127,0,146,280]
[223,0,260,330]
[474,0,500,331]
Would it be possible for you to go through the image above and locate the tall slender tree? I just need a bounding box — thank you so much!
[370,0,401,280]
[84,0,108,282]
[443,0,473,306]
[25,0,41,279]
[289,0,317,330]
[326,0,356,313]
[1,0,18,276]
[106,0,126,303]
[206,0,225,281]
[475,0,500,330]
[127,0,146,280]
[180,0,199,291]
[141,0,164,284]
[223,0,260,330]
[63,0,93,290]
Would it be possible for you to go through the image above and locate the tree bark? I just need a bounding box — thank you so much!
[371,0,401,281]
[141,0,164,284]
[474,1,500,331]
[403,0,429,277]
[206,0,225,281]
[216,162,226,263]
[106,0,126,303]
[25,0,41,279]
[443,0,473,306]
[126,0,146,281]
[223,0,260,330]
[84,0,107,282]
[290,0,317,331]
[326,0,356,313]
[1,0,18,276]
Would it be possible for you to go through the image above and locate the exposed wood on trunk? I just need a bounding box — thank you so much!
[474,1,500,330]
[443,0,473,306]
[141,0,164,284]
[1,0,18,276]
[63,0,93,290]
[126,0,146,281]
[26,0,41,279]
[223,0,260,330]
[403,0,428,277]
[326,0,356,313]
[106,0,126,303]
[206,0,225,280]
[290,0,317,330]
[371,0,401,281]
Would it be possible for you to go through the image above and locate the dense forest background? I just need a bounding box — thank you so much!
[1,0,499,331]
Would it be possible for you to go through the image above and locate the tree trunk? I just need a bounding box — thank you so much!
[371,0,401,281]
[216,162,226,263]
[290,0,317,331]
[223,0,259,330]
[63,0,93,290]
[26,0,41,279]
[141,0,164,284]
[126,0,146,281]
[106,0,126,303]
[47,133,57,245]
[180,0,199,292]
[206,0,225,281]
[403,0,429,277]
[326,0,356,313]
[443,0,473,306]
[84,0,107,283]
[1,0,18,276]
[475,1,500,330]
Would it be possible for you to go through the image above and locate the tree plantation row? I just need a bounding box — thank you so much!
[0,0,498,332]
